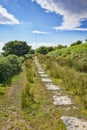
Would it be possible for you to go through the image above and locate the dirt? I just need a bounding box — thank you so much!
[0,74,32,130]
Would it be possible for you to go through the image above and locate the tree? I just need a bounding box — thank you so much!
[36,46,54,54]
[70,40,82,46]
[55,44,67,50]
[47,46,54,52]
[85,38,87,42]
[36,46,48,54]
[2,40,31,56]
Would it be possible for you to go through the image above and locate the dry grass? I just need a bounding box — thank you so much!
[38,55,87,117]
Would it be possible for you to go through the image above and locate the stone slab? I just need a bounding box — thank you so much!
[40,74,48,77]
[46,84,60,90]
[61,116,87,130]
[38,71,45,74]
[41,78,53,83]
[53,96,73,106]
[37,68,44,71]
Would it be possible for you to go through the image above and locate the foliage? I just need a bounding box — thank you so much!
[2,40,31,56]
[29,49,35,54]
[36,46,54,54]
[48,43,87,72]
[0,54,22,83]
[70,40,82,46]
[24,54,32,59]
[55,44,67,49]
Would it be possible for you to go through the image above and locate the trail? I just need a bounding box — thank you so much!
[34,56,87,130]
[0,57,87,130]
[0,73,32,130]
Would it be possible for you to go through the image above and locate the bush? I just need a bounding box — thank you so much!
[0,55,22,83]
[70,40,82,46]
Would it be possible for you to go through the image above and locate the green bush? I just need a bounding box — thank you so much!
[0,55,22,83]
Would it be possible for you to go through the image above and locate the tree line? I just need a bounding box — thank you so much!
[0,39,86,83]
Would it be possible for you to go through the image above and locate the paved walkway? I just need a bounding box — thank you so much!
[34,57,87,130]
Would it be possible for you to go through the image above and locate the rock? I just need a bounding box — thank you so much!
[53,95,73,106]
[45,84,60,90]
[40,74,48,77]
[61,116,87,130]
[41,78,53,83]
[38,71,45,74]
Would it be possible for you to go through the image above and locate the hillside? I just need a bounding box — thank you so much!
[48,43,87,72]
[48,43,87,60]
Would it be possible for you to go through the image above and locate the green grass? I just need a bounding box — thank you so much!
[38,55,87,117]
[21,57,66,130]
[1,54,86,129]
[48,43,87,72]
[49,43,87,59]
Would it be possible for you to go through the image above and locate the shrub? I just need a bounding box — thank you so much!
[0,55,22,83]
[70,40,82,46]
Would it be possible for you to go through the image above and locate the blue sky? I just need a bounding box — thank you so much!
[0,0,87,51]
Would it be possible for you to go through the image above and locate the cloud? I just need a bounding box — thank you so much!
[32,0,87,31]
[0,5,20,24]
[0,42,5,52]
[32,30,49,34]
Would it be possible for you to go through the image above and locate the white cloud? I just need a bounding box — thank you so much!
[0,5,20,24]
[0,42,5,52]
[32,30,49,34]
[32,0,87,31]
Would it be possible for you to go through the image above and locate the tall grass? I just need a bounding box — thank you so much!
[38,55,87,112]
[21,56,66,130]
[48,43,87,72]
[21,57,36,111]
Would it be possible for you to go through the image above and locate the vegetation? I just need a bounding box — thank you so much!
[0,55,66,129]
[70,40,82,46]
[2,40,32,56]
[0,39,87,129]
[0,54,23,83]
[21,56,66,130]
[54,44,67,49]
[48,43,87,72]
[38,55,87,114]
[21,57,36,110]
[36,46,54,54]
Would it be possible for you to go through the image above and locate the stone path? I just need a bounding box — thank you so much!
[34,57,87,130]
[61,116,87,130]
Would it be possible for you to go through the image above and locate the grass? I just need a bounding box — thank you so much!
[48,43,87,72]
[49,43,87,59]
[38,55,87,117]
[1,54,86,129]
[21,56,66,130]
